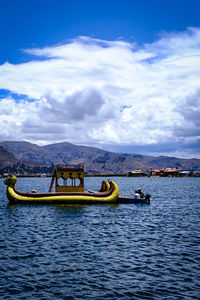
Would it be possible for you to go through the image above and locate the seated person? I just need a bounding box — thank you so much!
[137,188,145,198]
[134,190,141,199]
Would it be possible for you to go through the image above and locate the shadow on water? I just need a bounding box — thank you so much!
[6,202,120,211]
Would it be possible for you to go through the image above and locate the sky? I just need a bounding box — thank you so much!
[0,0,200,158]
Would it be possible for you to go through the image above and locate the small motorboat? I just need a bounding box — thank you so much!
[117,194,151,204]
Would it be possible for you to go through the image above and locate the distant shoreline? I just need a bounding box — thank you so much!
[1,173,200,178]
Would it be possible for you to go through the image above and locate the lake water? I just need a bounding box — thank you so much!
[0,177,199,299]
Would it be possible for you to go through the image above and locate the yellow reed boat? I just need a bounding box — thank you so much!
[4,165,119,205]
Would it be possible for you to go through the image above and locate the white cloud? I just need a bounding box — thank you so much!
[0,28,200,158]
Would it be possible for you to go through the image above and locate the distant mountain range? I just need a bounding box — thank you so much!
[0,145,18,168]
[0,141,200,175]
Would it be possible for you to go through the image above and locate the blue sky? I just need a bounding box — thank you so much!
[1,0,200,63]
[0,0,200,158]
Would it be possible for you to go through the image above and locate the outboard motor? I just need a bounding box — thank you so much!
[145,193,151,204]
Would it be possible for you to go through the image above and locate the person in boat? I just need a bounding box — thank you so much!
[137,188,145,199]
[134,190,141,199]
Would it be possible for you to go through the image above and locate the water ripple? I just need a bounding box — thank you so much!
[0,177,200,299]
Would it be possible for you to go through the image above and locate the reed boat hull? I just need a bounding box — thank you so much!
[5,179,119,205]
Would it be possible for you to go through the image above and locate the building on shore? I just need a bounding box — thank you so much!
[129,167,182,177]
[149,167,181,177]
[128,169,147,177]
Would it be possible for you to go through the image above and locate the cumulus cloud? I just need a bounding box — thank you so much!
[41,89,107,122]
[0,28,200,157]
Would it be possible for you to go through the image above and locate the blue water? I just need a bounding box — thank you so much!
[0,177,199,299]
